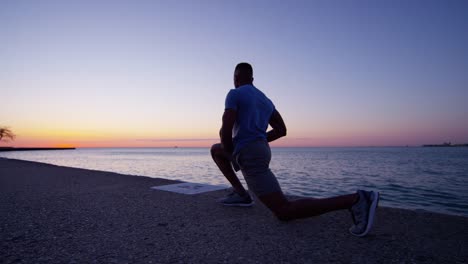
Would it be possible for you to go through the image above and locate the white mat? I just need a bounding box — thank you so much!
[151,182,228,195]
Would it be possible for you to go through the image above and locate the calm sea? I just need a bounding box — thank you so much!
[1,147,467,217]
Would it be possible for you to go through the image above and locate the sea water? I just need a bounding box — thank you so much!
[1,147,467,217]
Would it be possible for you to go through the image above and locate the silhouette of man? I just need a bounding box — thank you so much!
[211,62,379,236]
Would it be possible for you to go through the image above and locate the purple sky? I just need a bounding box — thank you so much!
[1,0,467,147]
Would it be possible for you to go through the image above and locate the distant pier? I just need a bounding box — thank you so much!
[422,142,468,147]
[0,147,76,152]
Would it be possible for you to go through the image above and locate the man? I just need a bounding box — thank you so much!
[210,62,379,237]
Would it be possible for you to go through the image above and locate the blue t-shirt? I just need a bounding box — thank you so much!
[224,84,275,154]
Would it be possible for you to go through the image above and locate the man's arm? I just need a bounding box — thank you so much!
[267,109,287,142]
[220,109,237,153]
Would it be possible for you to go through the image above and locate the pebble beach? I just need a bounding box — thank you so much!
[1,158,467,263]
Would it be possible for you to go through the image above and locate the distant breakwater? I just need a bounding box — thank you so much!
[0,147,76,152]
[422,143,468,147]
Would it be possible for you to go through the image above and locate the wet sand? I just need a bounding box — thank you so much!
[1,158,467,263]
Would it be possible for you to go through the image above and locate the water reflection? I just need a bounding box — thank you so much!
[1,147,467,216]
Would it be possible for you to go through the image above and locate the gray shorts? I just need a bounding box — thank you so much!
[232,140,282,196]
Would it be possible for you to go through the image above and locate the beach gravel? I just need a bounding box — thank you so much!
[0,158,467,263]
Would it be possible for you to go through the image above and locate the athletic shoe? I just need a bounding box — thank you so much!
[219,191,254,207]
[349,190,380,237]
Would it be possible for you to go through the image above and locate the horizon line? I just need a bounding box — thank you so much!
[75,144,467,148]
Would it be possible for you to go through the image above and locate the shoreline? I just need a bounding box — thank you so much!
[1,158,467,263]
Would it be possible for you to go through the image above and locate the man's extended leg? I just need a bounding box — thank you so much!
[257,191,359,221]
[210,143,248,196]
[257,189,380,237]
[239,141,378,236]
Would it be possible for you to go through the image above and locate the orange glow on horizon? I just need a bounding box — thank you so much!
[1,126,467,148]
[4,135,466,148]
[53,143,77,148]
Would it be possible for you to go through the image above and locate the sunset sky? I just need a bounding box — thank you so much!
[1,0,467,148]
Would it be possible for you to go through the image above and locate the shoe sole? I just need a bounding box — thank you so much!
[354,191,379,237]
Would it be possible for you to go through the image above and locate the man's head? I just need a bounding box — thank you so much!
[234,62,254,88]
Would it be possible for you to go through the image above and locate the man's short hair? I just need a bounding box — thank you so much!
[235,62,253,78]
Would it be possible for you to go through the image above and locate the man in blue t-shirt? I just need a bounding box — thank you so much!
[210,63,380,237]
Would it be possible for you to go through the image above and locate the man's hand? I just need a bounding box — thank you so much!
[220,109,236,154]
[267,109,287,142]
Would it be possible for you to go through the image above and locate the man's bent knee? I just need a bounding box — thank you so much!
[211,143,232,163]
[258,193,293,221]
[210,143,222,157]
[271,204,294,222]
